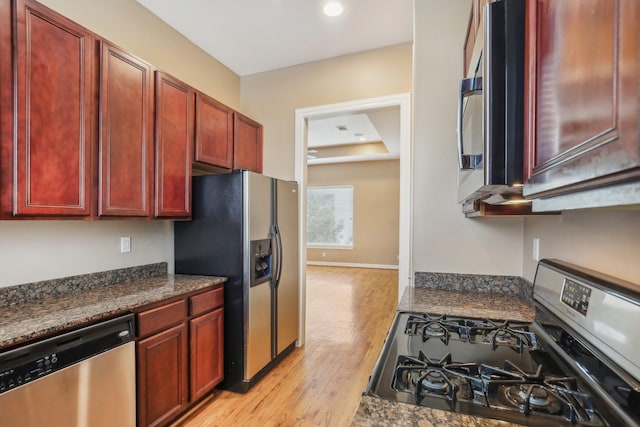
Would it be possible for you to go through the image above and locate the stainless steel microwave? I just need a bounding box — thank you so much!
[457,0,525,205]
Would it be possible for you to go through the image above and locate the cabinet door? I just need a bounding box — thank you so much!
[99,41,153,216]
[189,308,224,402]
[194,92,233,169]
[523,0,640,198]
[137,323,188,427]
[233,113,263,173]
[0,0,8,216]
[10,0,94,216]
[155,71,193,218]
[463,8,475,76]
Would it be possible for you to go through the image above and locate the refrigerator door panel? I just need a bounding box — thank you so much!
[244,171,274,380]
[246,281,272,379]
[275,179,299,355]
[245,171,273,242]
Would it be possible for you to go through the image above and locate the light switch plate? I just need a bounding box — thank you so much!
[120,236,131,253]
[532,238,540,261]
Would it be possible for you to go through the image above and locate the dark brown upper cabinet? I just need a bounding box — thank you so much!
[154,71,193,219]
[523,0,640,202]
[233,112,263,174]
[194,92,234,170]
[98,40,153,217]
[463,0,490,76]
[5,0,94,216]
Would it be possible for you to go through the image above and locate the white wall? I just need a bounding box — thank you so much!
[0,221,173,287]
[412,0,524,277]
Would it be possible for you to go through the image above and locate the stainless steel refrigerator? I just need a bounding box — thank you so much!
[174,170,299,393]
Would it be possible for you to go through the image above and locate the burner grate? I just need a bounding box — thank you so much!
[403,313,539,352]
[392,355,605,426]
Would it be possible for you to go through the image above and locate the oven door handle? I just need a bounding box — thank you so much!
[457,76,483,170]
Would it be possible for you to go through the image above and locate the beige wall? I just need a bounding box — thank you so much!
[0,221,173,287]
[412,0,525,277]
[307,160,400,266]
[240,43,412,181]
[0,0,241,287]
[522,210,640,287]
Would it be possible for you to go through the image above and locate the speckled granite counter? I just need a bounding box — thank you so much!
[354,396,520,427]
[399,287,535,322]
[353,272,535,427]
[0,264,225,349]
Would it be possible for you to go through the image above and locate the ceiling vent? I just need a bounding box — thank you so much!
[336,125,348,131]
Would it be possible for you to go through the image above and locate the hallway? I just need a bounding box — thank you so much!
[177,266,398,427]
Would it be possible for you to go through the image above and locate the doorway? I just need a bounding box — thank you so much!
[294,93,412,344]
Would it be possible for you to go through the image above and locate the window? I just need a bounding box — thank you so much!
[307,186,353,248]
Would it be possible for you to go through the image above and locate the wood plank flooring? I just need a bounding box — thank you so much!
[175,266,398,427]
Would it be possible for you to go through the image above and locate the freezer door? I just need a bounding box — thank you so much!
[244,171,274,379]
[275,179,299,355]
[245,281,272,379]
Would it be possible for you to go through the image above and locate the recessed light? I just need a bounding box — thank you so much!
[359,137,366,141]
[323,2,344,17]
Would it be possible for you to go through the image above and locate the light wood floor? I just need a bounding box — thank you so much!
[176,266,398,427]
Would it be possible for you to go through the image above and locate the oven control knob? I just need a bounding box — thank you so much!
[51,355,58,364]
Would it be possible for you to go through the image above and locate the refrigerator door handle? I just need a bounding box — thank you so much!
[270,225,280,287]
[273,224,283,287]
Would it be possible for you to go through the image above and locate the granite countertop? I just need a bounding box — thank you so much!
[0,274,225,349]
[353,285,535,427]
[354,396,519,427]
[399,287,535,322]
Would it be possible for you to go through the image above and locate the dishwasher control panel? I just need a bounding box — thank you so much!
[0,353,59,392]
[0,314,134,394]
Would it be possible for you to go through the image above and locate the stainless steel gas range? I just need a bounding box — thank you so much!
[365,259,640,426]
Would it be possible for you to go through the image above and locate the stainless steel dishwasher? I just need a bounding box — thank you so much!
[0,314,136,427]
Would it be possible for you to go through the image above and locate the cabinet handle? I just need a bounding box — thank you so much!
[457,76,483,170]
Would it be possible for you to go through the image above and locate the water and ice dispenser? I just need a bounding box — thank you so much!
[250,239,272,286]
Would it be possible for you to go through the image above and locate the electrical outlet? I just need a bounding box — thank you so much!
[322,252,326,257]
[120,236,131,253]
[532,238,540,262]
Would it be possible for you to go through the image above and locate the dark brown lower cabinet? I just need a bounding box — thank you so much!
[190,307,224,402]
[136,286,224,427]
[137,323,189,427]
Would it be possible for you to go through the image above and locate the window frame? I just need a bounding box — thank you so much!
[306,185,354,250]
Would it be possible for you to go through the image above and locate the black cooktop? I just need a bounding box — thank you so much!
[366,311,610,427]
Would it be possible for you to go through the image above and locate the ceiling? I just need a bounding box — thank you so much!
[135,0,414,76]
[307,107,400,165]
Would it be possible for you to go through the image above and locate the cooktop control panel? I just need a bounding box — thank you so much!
[561,278,591,316]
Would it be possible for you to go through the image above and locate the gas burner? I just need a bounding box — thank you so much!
[503,384,564,415]
[494,330,515,345]
[422,322,448,341]
[420,370,450,394]
[405,314,444,335]
[393,354,486,405]
[488,325,539,353]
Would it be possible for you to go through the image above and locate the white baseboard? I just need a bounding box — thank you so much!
[306,261,399,270]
